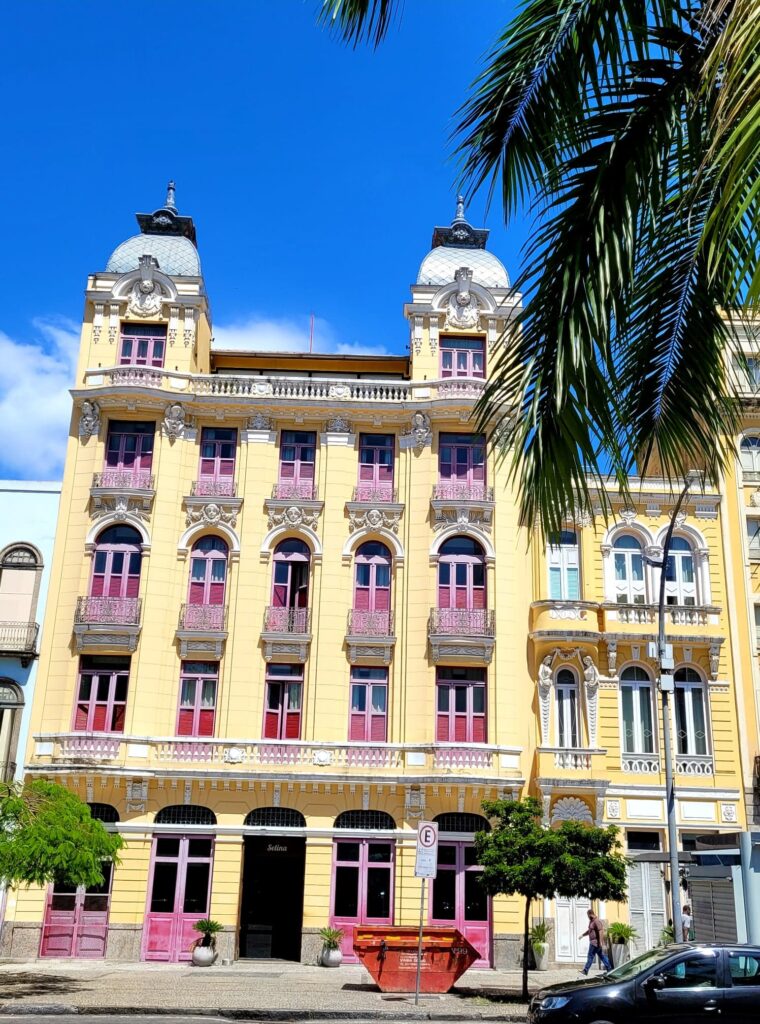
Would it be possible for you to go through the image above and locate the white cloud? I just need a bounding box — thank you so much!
[212,314,389,356]
[0,317,79,480]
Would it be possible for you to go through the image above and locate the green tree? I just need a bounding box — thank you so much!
[475,798,628,999]
[0,780,122,889]
[319,1,760,535]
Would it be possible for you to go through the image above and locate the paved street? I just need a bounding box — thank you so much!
[0,959,586,1019]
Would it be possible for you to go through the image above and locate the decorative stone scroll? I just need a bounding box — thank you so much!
[163,403,187,442]
[79,400,101,439]
[267,503,320,532]
[348,506,402,534]
[185,501,239,530]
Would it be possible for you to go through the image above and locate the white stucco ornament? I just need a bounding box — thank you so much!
[445,267,479,329]
[79,400,101,439]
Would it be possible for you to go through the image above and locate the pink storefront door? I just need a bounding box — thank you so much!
[331,839,394,963]
[142,836,213,962]
[40,865,112,958]
[430,843,491,967]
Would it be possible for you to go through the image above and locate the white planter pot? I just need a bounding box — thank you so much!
[610,943,628,968]
[192,943,218,967]
[533,945,549,971]
[321,947,343,968]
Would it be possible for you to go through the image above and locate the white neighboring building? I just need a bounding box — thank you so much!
[0,481,61,780]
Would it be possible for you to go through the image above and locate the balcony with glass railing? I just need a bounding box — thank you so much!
[428,608,495,665]
[73,596,142,655]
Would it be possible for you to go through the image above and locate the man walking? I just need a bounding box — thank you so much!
[579,908,612,975]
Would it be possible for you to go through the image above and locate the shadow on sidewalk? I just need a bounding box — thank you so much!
[0,972,88,1000]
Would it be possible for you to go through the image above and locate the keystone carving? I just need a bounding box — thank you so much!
[163,403,187,442]
[348,506,402,534]
[185,501,238,529]
[402,411,432,453]
[79,400,101,439]
[267,504,320,531]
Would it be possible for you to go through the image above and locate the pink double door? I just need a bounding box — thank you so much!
[429,842,491,967]
[330,839,394,962]
[143,836,214,961]
[40,865,112,958]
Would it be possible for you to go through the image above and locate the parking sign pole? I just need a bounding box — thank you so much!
[413,821,438,1007]
[415,876,425,1006]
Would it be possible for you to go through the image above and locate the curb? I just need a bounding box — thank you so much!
[0,1007,529,1022]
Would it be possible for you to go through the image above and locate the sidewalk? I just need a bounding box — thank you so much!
[0,959,588,1019]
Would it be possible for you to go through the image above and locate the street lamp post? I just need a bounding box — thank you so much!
[652,470,702,943]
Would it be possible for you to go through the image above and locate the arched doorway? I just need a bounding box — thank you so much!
[430,812,492,967]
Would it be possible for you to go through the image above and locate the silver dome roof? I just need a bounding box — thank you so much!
[106,233,201,277]
[417,245,508,289]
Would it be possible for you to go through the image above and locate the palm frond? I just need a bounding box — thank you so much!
[317,0,401,46]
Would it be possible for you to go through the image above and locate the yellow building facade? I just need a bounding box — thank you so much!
[5,189,750,966]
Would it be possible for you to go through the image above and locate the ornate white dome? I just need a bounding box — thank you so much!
[417,246,508,289]
[417,196,509,289]
[107,234,201,277]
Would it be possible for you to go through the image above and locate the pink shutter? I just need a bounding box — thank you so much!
[208,581,224,606]
[370,711,386,742]
[350,712,366,741]
[91,571,105,597]
[375,584,390,612]
[198,709,215,737]
[455,582,468,609]
[280,461,294,480]
[355,584,370,611]
[264,710,280,739]
[472,713,486,743]
[125,555,141,598]
[75,703,89,731]
[436,712,450,742]
[220,458,234,477]
[454,713,467,742]
[472,585,486,610]
[139,439,153,470]
[285,709,301,739]
[272,584,288,607]
[107,557,124,597]
[112,704,126,732]
[359,463,373,482]
[92,705,107,731]
[200,457,215,477]
[189,580,205,605]
[177,709,194,736]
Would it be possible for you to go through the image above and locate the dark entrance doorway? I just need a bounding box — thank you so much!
[239,835,305,960]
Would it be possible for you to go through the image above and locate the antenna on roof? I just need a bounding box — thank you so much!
[165,180,177,210]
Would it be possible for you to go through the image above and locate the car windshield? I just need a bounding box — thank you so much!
[605,946,676,981]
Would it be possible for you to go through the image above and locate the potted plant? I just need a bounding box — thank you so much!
[660,923,676,946]
[191,918,223,966]
[319,926,344,967]
[607,922,637,967]
[530,920,550,971]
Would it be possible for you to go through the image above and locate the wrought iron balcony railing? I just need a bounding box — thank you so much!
[428,608,496,637]
[178,603,228,631]
[271,482,318,501]
[92,470,154,490]
[75,596,141,626]
[263,606,311,634]
[432,482,495,502]
[352,486,398,504]
[347,609,394,637]
[191,477,237,497]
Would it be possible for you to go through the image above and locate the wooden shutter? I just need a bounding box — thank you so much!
[177,709,194,736]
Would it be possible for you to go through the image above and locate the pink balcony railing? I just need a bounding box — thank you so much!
[352,485,398,503]
[263,606,311,633]
[75,596,141,626]
[178,603,228,631]
[191,477,237,497]
[93,470,155,490]
[347,609,394,636]
[429,608,495,636]
[272,481,318,501]
[432,482,494,502]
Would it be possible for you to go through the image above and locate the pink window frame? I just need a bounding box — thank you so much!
[263,666,303,740]
[143,835,214,962]
[436,670,487,743]
[329,837,395,960]
[354,543,391,613]
[119,324,167,368]
[357,434,394,500]
[277,431,316,498]
[90,531,142,599]
[438,434,486,493]
[40,862,114,959]
[198,427,237,487]
[428,842,491,968]
[438,542,486,611]
[187,537,228,606]
[440,337,485,379]
[349,668,388,742]
[271,540,310,609]
[104,421,154,479]
[73,660,129,733]
[176,662,218,737]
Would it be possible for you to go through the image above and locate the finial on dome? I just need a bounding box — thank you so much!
[165,180,177,210]
[453,194,466,223]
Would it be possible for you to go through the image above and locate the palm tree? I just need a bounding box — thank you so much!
[319,0,760,534]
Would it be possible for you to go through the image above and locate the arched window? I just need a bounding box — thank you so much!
[434,813,491,834]
[547,530,580,600]
[353,541,391,633]
[740,435,760,477]
[665,536,696,606]
[556,668,579,748]
[268,539,310,632]
[154,804,217,826]
[612,534,646,604]
[244,807,306,828]
[674,668,709,757]
[0,682,23,782]
[334,810,396,830]
[0,545,42,635]
[438,537,486,633]
[91,525,142,601]
[88,803,120,823]
[1,546,39,567]
[187,536,228,612]
[620,667,655,755]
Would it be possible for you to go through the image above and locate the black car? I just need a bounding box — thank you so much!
[528,943,760,1023]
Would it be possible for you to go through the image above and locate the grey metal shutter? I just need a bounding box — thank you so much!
[691,878,737,943]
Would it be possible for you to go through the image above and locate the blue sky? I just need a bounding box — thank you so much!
[0,0,524,478]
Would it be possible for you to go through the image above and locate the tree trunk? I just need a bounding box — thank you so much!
[522,896,531,1001]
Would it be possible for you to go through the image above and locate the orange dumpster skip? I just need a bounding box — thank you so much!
[353,926,478,993]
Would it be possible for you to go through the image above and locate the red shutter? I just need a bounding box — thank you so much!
[107,569,124,598]
[375,586,390,612]
[472,714,486,743]
[272,583,288,607]
[436,713,450,742]
[125,556,141,598]
[220,459,234,477]
[355,586,370,611]
[198,709,215,737]
[75,704,89,730]
[208,580,225,605]
[200,457,215,477]
[92,705,107,731]
[280,461,294,479]
[370,712,386,742]
[189,580,205,605]
[472,586,486,610]
[264,710,280,739]
[140,443,153,470]
[350,712,365,741]
[438,579,450,609]
[91,572,105,597]
[177,709,194,736]
[455,584,468,609]
[111,705,125,733]
[284,709,301,739]
[454,714,467,742]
